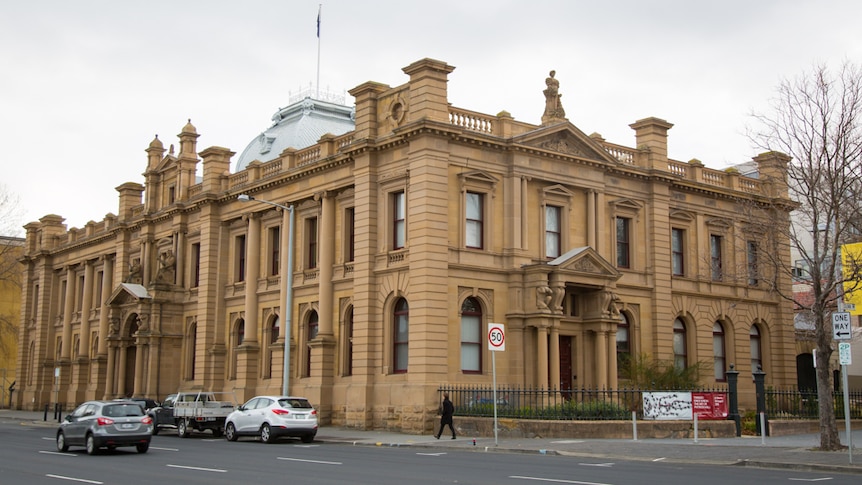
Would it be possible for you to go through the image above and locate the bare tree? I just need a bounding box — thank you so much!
[748,62,862,451]
[0,184,24,367]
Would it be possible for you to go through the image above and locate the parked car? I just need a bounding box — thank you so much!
[56,400,153,455]
[224,396,318,443]
[148,394,177,435]
[124,397,159,414]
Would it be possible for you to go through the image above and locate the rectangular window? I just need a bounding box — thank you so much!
[393,191,406,250]
[269,226,281,276]
[465,192,484,249]
[191,243,201,287]
[168,186,176,204]
[306,217,318,269]
[95,271,103,306]
[747,240,758,286]
[710,234,723,281]
[345,207,355,262]
[77,274,85,311]
[235,235,246,282]
[616,217,630,268]
[545,205,561,259]
[671,228,685,276]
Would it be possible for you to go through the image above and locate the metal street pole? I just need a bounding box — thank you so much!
[238,194,294,395]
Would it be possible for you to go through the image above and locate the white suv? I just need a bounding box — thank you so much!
[224,396,318,443]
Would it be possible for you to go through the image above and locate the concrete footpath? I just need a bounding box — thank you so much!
[3,409,861,475]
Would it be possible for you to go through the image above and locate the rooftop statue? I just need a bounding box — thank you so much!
[542,70,566,123]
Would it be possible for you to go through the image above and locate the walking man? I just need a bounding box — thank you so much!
[435,392,456,439]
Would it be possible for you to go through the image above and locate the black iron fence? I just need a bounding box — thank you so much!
[438,385,727,421]
[765,387,862,420]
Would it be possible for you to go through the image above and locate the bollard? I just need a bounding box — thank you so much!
[43,403,48,422]
[693,414,699,443]
[726,364,741,437]
[632,411,638,441]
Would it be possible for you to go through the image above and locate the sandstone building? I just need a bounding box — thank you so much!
[15,58,797,431]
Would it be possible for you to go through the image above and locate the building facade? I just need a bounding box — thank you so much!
[16,58,797,431]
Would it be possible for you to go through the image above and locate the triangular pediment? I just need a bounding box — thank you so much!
[107,283,151,306]
[514,124,619,164]
[152,154,178,173]
[548,246,622,281]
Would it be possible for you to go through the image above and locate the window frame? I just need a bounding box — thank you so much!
[268,225,281,277]
[616,216,631,268]
[393,298,409,374]
[747,240,758,286]
[460,297,483,374]
[710,234,723,281]
[673,318,688,370]
[235,234,247,283]
[545,205,562,259]
[671,228,685,276]
[305,216,318,270]
[713,321,726,382]
[465,191,485,249]
[750,324,763,374]
[392,191,406,250]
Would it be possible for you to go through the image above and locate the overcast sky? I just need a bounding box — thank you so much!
[2,0,861,234]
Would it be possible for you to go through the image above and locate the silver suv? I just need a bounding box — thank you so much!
[56,400,153,454]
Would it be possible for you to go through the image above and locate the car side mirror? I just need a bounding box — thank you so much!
[64,415,73,422]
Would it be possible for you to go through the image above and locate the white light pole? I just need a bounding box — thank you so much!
[238,193,295,396]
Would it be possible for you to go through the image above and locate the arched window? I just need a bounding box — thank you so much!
[713,321,726,381]
[271,317,280,344]
[617,313,631,375]
[345,307,354,376]
[305,311,319,377]
[236,319,245,346]
[673,318,687,370]
[460,297,482,373]
[750,324,763,374]
[393,298,409,373]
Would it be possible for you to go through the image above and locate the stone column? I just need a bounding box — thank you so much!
[537,325,549,389]
[117,345,128,397]
[549,325,560,390]
[318,192,335,336]
[596,330,608,389]
[61,266,75,359]
[243,214,261,344]
[133,339,145,396]
[97,257,114,355]
[104,343,116,399]
[587,189,596,248]
[142,240,152,285]
[607,329,618,389]
[79,262,95,357]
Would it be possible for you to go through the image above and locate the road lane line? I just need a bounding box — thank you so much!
[578,463,614,467]
[277,457,342,465]
[417,452,447,456]
[45,474,103,484]
[39,451,77,457]
[652,457,666,462]
[509,476,611,485]
[788,479,833,482]
[150,446,179,451]
[166,464,227,473]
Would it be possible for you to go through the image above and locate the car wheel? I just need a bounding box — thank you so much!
[85,433,98,455]
[178,419,189,438]
[56,431,69,452]
[225,422,238,442]
[260,423,275,444]
[136,442,149,454]
[301,433,315,443]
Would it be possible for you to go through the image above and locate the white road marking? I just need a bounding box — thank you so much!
[550,440,584,444]
[166,464,227,473]
[39,451,77,457]
[150,446,179,451]
[45,474,103,484]
[509,476,612,485]
[578,463,614,467]
[652,457,666,462]
[277,457,342,465]
[788,479,833,482]
[295,444,320,448]
[417,452,447,456]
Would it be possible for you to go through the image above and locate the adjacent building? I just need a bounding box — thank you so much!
[15,58,797,431]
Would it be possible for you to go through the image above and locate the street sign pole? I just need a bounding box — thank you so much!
[838,341,853,464]
[488,323,505,447]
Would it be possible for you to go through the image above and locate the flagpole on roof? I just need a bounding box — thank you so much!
[316,4,321,99]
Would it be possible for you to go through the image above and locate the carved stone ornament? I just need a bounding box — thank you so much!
[572,258,600,273]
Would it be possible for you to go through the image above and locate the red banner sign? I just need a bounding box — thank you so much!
[692,392,728,420]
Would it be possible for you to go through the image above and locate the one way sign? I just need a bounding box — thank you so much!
[832,312,852,341]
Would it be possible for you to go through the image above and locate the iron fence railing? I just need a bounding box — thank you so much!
[438,385,727,421]
[765,387,862,420]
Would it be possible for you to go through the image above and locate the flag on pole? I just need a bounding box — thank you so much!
[316,5,321,38]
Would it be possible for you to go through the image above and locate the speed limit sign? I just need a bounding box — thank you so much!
[488,323,505,351]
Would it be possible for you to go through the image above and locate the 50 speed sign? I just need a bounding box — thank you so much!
[488,323,505,351]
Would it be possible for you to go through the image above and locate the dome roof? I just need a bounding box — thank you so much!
[234,97,355,172]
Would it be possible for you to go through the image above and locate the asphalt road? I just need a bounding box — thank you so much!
[0,421,859,485]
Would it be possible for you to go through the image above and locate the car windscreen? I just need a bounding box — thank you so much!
[278,398,313,409]
[103,403,145,417]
